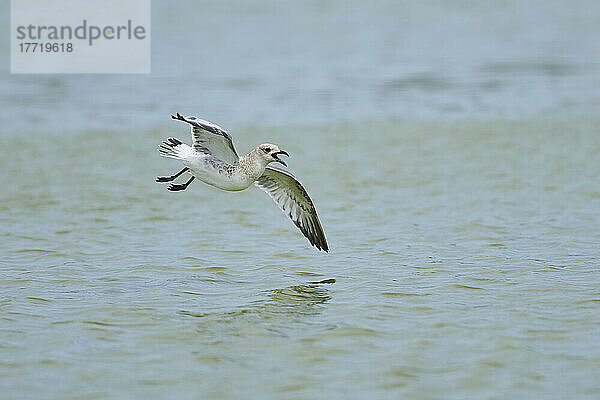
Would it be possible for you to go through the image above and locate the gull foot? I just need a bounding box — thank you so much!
[167,183,187,191]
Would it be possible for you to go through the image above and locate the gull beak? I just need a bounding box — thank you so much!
[272,150,289,167]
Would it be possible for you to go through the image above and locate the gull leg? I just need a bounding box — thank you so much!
[156,167,189,182]
[168,176,195,192]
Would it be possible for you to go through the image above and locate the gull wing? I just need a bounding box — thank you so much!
[255,165,329,252]
[171,112,239,164]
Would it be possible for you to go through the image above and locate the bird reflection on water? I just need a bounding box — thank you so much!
[180,280,336,342]
[268,281,333,313]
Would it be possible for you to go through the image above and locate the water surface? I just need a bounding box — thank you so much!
[1,1,600,399]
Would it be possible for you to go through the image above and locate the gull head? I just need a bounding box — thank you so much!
[257,143,289,167]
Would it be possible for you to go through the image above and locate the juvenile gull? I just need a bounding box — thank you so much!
[156,113,328,252]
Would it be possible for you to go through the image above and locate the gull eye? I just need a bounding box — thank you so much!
[263,147,271,153]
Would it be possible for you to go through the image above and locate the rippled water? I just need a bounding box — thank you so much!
[2,1,600,399]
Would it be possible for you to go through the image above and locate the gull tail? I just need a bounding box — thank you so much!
[157,137,194,160]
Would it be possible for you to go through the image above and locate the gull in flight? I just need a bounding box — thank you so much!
[156,113,328,252]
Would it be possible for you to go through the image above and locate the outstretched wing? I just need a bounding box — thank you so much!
[171,113,239,164]
[255,166,329,252]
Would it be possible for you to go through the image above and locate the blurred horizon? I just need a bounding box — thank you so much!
[1,0,600,135]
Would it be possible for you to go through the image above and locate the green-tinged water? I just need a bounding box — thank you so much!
[1,116,599,399]
[2,0,600,398]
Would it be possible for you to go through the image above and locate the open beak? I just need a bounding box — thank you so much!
[272,150,289,167]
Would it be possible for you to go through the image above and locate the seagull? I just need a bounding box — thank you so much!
[156,113,328,252]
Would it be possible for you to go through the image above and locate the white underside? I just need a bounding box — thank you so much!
[183,156,253,191]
